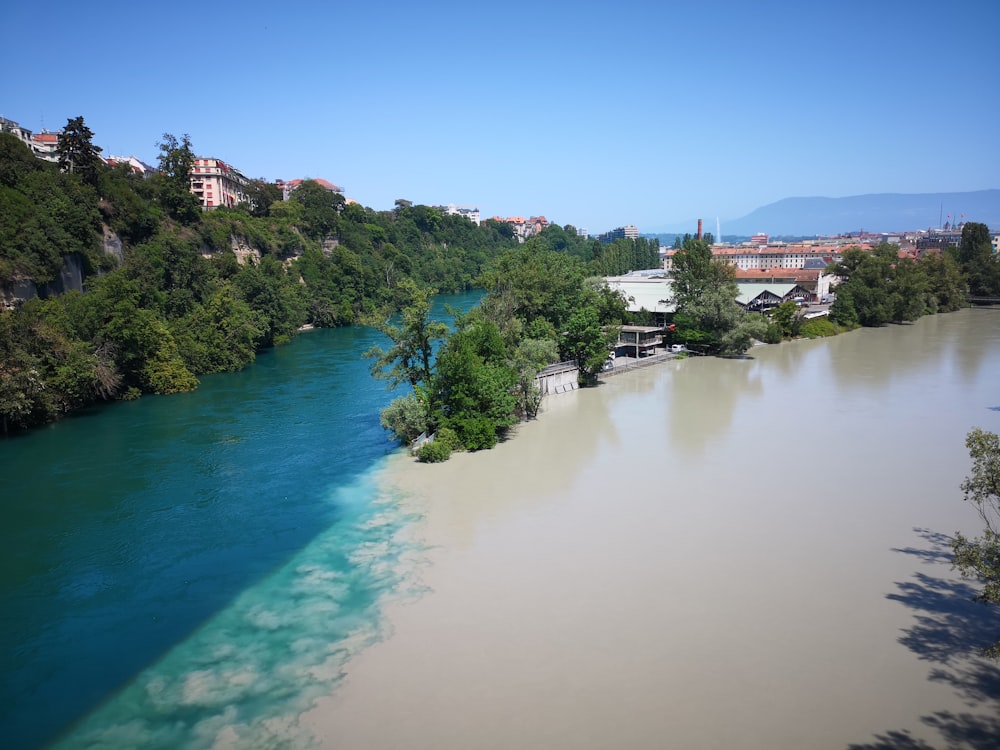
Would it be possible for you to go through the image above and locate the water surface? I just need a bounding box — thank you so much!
[0,291,481,749]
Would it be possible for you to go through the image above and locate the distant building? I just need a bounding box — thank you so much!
[439,204,481,225]
[490,215,548,242]
[277,178,344,201]
[30,130,61,162]
[750,233,769,246]
[576,227,589,239]
[663,243,855,272]
[915,232,961,255]
[189,157,251,209]
[598,225,639,244]
[0,116,34,149]
[105,154,156,177]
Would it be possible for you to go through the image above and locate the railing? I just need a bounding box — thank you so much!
[600,350,682,377]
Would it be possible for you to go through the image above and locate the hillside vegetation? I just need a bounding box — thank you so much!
[0,127,660,434]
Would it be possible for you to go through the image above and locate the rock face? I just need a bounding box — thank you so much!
[231,237,262,265]
[5,253,85,304]
[102,226,124,263]
[2,225,124,306]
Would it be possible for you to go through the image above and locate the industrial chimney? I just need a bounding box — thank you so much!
[697,219,703,240]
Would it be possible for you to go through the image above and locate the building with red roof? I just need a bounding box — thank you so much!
[277,178,345,202]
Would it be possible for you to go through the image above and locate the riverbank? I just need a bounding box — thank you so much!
[302,310,1000,749]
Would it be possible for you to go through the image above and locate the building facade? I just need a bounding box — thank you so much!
[189,157,251,209]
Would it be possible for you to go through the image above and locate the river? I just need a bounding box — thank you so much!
[0,291,482,749]
[3,305,1000,749]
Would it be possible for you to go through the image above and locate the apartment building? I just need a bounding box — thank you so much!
[439,204,481,225]
[189,157,251,209]
[598,225,639,243]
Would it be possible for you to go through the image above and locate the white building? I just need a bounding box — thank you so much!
[441,204,481,225]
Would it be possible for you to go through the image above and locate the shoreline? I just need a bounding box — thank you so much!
[301,314,1000,749]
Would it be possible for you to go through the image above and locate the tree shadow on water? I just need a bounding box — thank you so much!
[847,528,1000,749]
[848,713,1000,750]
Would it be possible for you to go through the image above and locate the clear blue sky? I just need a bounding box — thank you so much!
[3,0,997,234]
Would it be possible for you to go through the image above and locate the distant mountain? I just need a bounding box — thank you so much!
[656,190,1000,237]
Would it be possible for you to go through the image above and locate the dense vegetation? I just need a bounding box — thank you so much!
[0,120,666,435]
[0,124,530,433]
[828,226,996,329]
[369,246,628,460]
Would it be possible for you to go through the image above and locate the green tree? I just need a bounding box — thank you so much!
[770,300,801,339]
[433,321,517,450]
[155,133,200,223]
[56,116,103,186]
[951,428,1000,658]
[671,237,763,355]
[562,305,615,380]
[922,251,966,312]
[290,179,344,239]
[959,222,1000,297]
[366,280,449,433]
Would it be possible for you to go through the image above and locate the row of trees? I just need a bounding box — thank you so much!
[368,248,627,460]
[829,223,998,328]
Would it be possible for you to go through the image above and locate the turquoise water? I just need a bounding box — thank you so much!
[0,291,481,749]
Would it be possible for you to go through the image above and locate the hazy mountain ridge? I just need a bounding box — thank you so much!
[654,190,1000,236]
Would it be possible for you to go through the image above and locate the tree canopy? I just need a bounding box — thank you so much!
[951,428,1000,659]
[0,123,525,434]
[56,116,102,186]
[670,236,767,355]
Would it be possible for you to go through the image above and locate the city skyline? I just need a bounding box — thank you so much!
[3,0,998,233]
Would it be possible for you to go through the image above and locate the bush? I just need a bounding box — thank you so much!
[799,317,838,338]
[761,322,784,344]
[451,415,500,451]
[379,393,427,444]
[417,438,451,463]
[435,426,462,452]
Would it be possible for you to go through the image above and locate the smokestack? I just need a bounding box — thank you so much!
[697,219,703,240]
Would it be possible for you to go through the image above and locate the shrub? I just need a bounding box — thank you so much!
[435,426,462,452]
[761,322,784,344]
[379,393,428,444]
[799,317,838,338]
[450,415,499,451]
[417,438,451,463]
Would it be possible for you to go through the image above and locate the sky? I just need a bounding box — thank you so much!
[3,0,998,234]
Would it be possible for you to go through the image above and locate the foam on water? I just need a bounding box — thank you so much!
[52,463,425,750]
